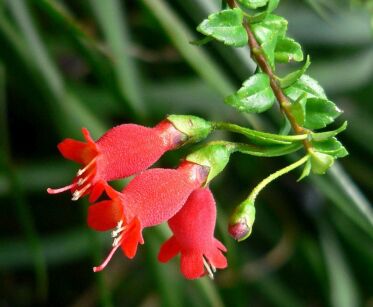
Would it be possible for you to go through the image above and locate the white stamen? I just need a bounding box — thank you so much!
[71,183,91,201]
[211,264,216,273]
[77,158,96,176]
[203,257,214,280]
[111,220,127,246]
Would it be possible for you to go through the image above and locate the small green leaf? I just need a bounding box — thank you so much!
[289,94,307,125]
[251,14,287,68]
[313,138,349,158]
[311,121,348,141]
[252,14,288,39]
[248,0,280,23]
[225,73,275,113]
[310,151,334,174]
[197,8,248,47]
[278,55,311,88]
[304,98,342,130]
[261,34,278,68]
[267,0,280,12]
[298,159,311,181]
[275,37,303,63]
[284,74,327,101]
[237,0,268,9]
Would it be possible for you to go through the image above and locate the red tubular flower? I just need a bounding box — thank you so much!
[47,121,186,202]
[87,161,209,272]
[158,188,227,279]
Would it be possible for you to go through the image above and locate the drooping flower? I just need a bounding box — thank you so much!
[47,120,186,202]
[87,161,209,272]
[158,187,227,279]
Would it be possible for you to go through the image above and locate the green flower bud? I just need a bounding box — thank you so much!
[310,150,334,174]
[186,142,234,184]
[228,199,256,241]
[167,115,213,144]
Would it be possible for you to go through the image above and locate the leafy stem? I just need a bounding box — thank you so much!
[226,0,312,152]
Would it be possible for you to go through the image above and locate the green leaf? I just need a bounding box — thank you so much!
[267,0,280,12]
[311,121,348,141]
[278,55,311,88]
[289,94,307,125]
[284,74,327,101]
[251,14,287,68]
[275,37,303,63]
[298,159,312,181]
[261,34,278,68]
[197,8,248,47]
[237,0,269,9]
[304,98,342,129]
[252,14,288,40]
[313,138,348,158]
[225,73,275,113]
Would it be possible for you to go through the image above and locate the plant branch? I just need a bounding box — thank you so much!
[226,0,312,152]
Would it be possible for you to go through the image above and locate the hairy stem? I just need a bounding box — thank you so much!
[226,0,312,152]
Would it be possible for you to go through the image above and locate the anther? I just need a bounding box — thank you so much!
[77,158,96,176]
[71,183,91,201]
[203,257,214,280]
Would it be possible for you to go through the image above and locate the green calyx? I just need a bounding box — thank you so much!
[185,142,234,184]
[309,150,334,174]
[167,115,213,144]
[228,199,256,241]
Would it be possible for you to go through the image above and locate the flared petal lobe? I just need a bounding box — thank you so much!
[158,188,227,279]
[90,161,208,272]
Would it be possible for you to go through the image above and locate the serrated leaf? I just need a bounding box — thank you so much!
[311,121,348,141]
[225,73,275,113]
[197,8,248,47]
[304,98,342,129]
[237,0,269,9]
[313,138,349,158]
[278,55,311,88]
[289,94,307,125]
[261,35,278,68]
[298,159,311,181]
[275,37,303,63]
[284,74,327,101]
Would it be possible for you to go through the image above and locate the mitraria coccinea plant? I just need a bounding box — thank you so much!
[48,0,348,280]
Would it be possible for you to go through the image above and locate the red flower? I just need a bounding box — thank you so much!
[158,188,227,279]
[47,121,185,202]
[87,161,209,272]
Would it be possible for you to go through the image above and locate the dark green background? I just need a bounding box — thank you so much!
[0,0,372,306]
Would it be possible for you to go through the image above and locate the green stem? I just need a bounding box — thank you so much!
[212,121,308,143]
[248,155,309,203]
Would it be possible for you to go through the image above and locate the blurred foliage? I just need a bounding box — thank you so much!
[0,0,372,306]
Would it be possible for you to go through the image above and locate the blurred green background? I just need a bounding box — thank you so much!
[0,0,373,306]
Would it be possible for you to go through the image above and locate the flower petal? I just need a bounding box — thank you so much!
[205,249,227,269]
[180,252,204,279]
[87,200,123,231]
[158,236,180,263]
[214,239,227,252]
[57,139,88,164]
[121,218,143,259]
